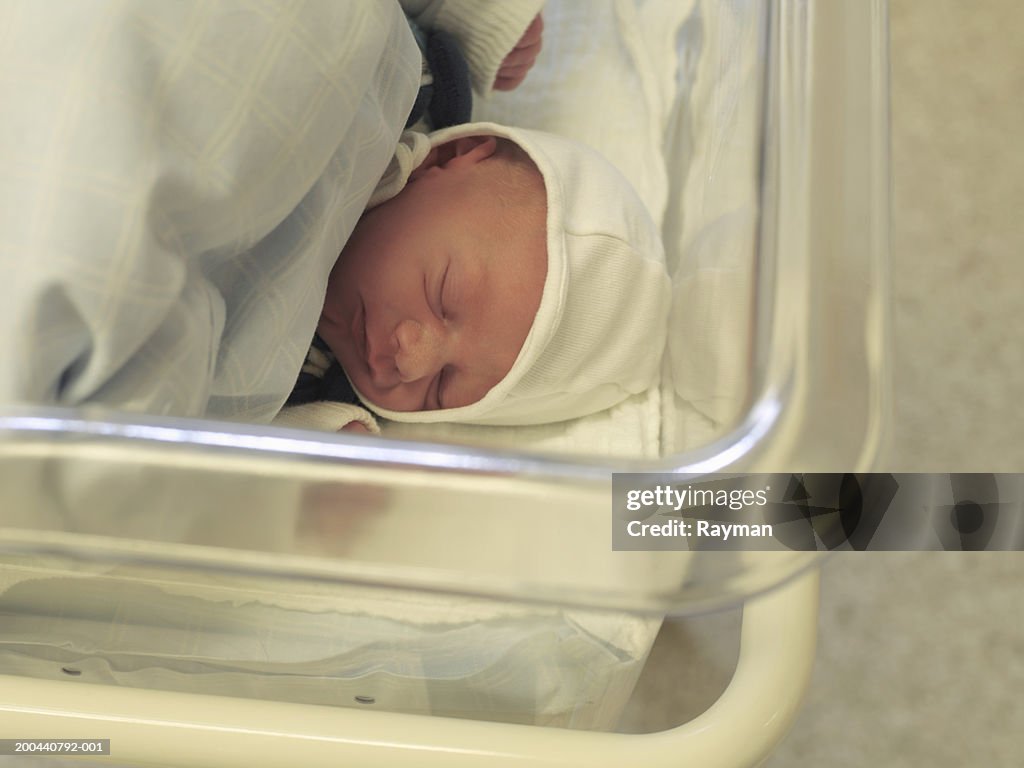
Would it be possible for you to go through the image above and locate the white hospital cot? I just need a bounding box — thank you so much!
[0,0,889,765]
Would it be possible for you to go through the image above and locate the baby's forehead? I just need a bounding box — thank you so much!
[462,207,547,295]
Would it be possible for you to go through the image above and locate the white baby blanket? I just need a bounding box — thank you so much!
[0,1,419,422]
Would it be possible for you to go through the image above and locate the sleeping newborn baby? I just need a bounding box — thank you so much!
[275,122,670,434]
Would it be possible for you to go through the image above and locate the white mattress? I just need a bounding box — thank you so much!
[0,556,658,730]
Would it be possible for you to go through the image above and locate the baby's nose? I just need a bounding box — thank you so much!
[393,319,444,382]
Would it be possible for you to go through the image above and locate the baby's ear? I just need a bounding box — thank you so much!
[409,136,497,182]
[446,136,498,166]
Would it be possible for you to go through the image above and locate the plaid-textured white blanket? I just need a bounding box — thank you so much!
[0,0,419,422]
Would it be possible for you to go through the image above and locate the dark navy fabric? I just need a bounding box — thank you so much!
[404,19,472,129]
[286,333,360,407]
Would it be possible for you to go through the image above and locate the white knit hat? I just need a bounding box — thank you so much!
[357,122,670,426]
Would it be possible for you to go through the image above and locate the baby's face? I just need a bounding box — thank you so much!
[318,137,547,413]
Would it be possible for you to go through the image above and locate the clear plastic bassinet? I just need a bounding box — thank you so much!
[0,0,889,766]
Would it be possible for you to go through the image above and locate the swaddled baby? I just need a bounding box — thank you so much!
[275,122,670,433]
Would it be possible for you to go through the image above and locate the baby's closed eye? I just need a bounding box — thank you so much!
[426,262,449,321]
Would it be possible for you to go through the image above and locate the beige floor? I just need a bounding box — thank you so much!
[888,0,1023,472]
[621,1,1024,764]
